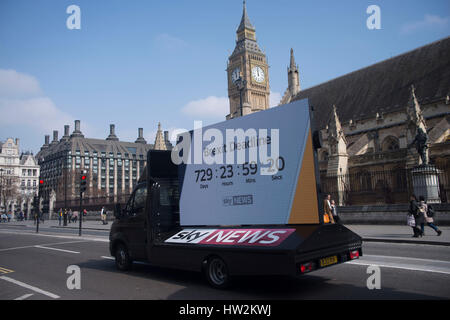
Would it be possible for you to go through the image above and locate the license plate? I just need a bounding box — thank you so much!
[319,255,338,267]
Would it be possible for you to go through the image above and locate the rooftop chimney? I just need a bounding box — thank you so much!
[71,120,84,138]
[15,138,20,148]
[52,130,59,142]
[61,125,70,141]
[135,127,147,144]
[106,124,119,141]
[41,135,50,150]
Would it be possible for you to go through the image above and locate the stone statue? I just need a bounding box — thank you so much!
[409,128,428,165]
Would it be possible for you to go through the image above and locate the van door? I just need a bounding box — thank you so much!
[150,179,180,243]
[123,183,147,260]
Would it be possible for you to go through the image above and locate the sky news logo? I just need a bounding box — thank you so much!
[165,228,295,246]
[223,195,253,206]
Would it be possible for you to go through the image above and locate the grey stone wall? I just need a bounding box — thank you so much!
[337,203,450,225]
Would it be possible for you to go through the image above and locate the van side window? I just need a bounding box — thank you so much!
[125,197,134,214]
[160,184,179,206]
[133,186,147,210]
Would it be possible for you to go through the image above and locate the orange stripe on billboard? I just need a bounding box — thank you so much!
[288,129,320,224]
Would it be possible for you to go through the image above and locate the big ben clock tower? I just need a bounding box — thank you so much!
[226,1,270,120]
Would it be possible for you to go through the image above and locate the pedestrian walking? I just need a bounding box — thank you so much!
[330,200,341,224]
[323,194,335,224]
[1,213,7,223]
[63,208,68,226]
[68,209,72,224]
[58,208,63,226]
[72,210,78,223]
[100,206,107,225]
[419,196,443,236]
[408,194,423,237]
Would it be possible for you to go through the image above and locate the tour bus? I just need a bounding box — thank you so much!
[109,99,362,288]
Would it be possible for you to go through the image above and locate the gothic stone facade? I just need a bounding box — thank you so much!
[288,37,450,204]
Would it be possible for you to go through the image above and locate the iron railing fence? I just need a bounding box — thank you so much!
[320,165,449,205]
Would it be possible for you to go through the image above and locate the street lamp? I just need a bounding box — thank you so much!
[235,76,247,117]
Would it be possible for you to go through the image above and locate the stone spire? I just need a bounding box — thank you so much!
[289,48,297,70]
[288,48,300,96]
[406,85,428,167]
[406,85,427,141]
[327,105,347,154]
[153,122,167,151]
[237,0,255,33]
[326,105,349,206]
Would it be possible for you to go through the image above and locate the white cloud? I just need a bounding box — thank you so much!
[0,69,74,134]
[181,96,229,119]
[0,69,42,98]
[269,91,282,107]
[400,14,449,34]
[182,91,282,120]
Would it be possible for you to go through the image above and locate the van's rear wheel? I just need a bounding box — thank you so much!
[205,256,231,289]
[115,243,132,271]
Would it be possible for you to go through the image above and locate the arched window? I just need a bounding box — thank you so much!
[320,150,329,161]
[381,136,400,152]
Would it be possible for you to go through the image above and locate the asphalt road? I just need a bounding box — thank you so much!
[0,224,449,300]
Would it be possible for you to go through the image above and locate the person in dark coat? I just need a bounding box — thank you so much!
[409,194,423,237]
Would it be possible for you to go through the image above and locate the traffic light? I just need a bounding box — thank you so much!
[80,173,87,193]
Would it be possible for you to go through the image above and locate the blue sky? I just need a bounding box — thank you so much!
[1,0,449,153]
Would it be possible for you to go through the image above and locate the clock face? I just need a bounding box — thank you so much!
[251,66,265,83]
[231,67,240,83]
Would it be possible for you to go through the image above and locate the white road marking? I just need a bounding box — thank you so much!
[0,240,87,252]
[364,254,450,265]
[0,276,60,299]
[101,256,114,260]
[346,254,450,275]
[0,229,108,242]
[34,245,80,254]
[14,293,34,300]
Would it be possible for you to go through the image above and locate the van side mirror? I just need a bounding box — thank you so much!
[114,203,122,219]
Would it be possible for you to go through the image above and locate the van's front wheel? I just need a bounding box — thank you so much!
[204,256,231,289]
[115,243,132,271]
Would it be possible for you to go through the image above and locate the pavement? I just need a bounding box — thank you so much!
[1,219,449,246]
